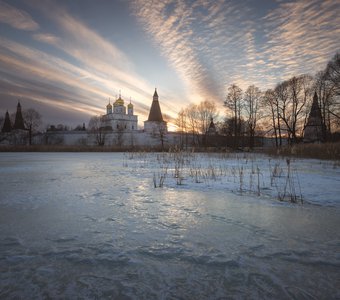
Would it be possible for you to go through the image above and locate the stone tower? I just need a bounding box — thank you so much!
[304,92,324,143]
[13,101,25,130]
[147,89,163,122]
[1,111,12,133]
[207,117,217,135]
[144,89,167,134]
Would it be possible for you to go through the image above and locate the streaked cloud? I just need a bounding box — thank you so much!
[131,0,259,100]
[34,1,186,122]
[0,0,339,127]
[32,2,154,98]
[132,0,340,98]
[260,0,340,82]
[0,0,39,31]
[33,33,60,45]
[0,1,177,126]
[131,0,230,102]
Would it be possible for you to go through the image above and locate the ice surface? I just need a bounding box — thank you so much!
[0,152,339,299]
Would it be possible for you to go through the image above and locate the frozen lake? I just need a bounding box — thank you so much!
[0,152,339,299]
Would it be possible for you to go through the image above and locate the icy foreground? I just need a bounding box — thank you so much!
[0,152,339,299]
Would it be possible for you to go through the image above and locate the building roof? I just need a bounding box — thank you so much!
[207,117,217,134]
[304,92,324,143]
[309,92,323,120]
[106,100,112,108]
[1,111,12,133]
[114,96,124,106]
[13,101,25,130]
[153,88,158,98]
[147,89,164,122]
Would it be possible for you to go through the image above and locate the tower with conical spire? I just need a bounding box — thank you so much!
[144,89,167,134]
[13,101,25,130]
[304,92,324,143]
[147,89,163,122]
[207,117,217,135]
[1,111,12,133]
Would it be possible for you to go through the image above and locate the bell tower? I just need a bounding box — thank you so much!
[13,101,25,130]
[144,88,167,134]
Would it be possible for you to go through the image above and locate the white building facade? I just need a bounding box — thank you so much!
[102,95,138,132]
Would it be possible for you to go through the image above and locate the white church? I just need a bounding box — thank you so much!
[102,94,138,132]
[101,88,167,135]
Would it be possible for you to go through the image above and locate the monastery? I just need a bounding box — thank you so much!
[1,89,288,149]
[0,89,284,149]
[0,89,178,148]
[70,88,172,148]
[47,88,175,148]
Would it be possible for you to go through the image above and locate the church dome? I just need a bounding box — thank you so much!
[114,96,124,106]
[127,102,133,108]
[106,102,112,108]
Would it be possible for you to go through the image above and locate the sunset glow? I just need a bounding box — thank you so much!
[0,0,339,128]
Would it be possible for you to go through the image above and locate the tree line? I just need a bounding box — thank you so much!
[175,53,340,149]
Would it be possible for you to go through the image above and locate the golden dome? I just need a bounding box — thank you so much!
[114,96,124,106]
[106,102,112,108]
[127,102,133,108]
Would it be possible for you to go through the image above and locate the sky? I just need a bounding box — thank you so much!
[0,0,339,129]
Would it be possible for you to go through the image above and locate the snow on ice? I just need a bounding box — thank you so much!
[0,152,339,299]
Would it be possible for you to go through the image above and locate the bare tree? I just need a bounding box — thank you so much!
[158,123,167,151]
[88,115,106,146]
[274,82,290,144]
[222,117,246,137]
[175,108,188,149]
[197,100,218,134]
[197,100,218,146]
[22,108,42,145]
[291,75,313,143]
[275,75,313,144]
[185,104,200,146]
[324,52,340,96]
[178,100,219,147]
[262,89,279,147]
[313,71,332,140]
[224,84,243,148]
[244,85,262,148]
[317,53,340,137]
